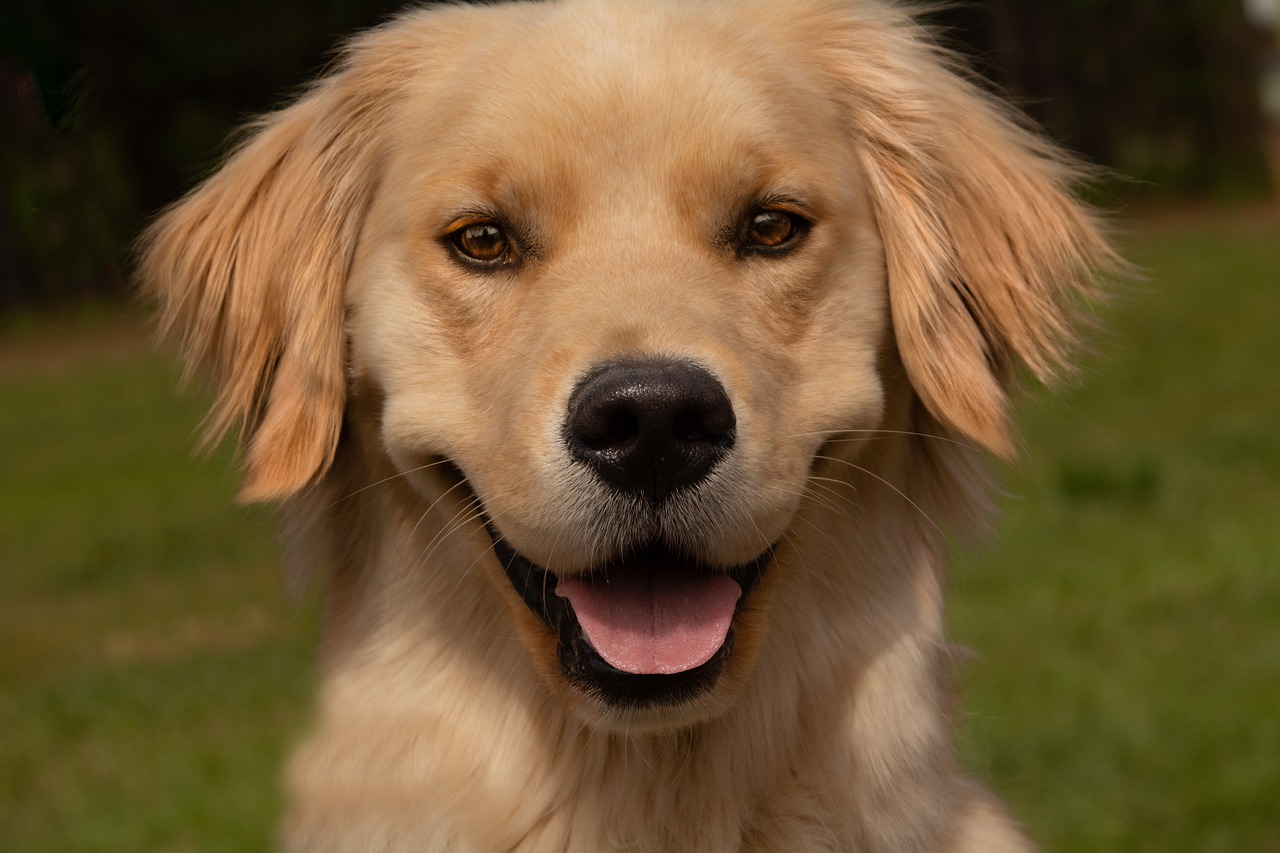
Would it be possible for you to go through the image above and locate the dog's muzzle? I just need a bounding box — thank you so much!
[487,358,774,707]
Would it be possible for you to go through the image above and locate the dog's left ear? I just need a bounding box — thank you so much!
[820,8,1121,456]
[138,44,401,502]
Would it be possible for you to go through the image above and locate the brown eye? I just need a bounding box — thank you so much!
[450,221,512,266]
[742,208,807,254]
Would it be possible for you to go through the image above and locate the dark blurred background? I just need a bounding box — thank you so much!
[1,0,1278,312]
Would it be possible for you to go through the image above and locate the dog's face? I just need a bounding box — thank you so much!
[349,6,889,725]
[141,0,1111,733]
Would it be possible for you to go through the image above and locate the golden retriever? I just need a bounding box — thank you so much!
[139,0,1118,849]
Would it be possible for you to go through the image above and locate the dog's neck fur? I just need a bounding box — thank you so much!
[279,392,995,852]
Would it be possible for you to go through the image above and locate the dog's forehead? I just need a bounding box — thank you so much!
[461,0,823,117]
[392,1,846,216]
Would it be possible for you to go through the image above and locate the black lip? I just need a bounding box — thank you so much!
[484,522,774,708]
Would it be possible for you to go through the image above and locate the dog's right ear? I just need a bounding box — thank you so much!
[138,46,401,503]
[813,5,1121,458]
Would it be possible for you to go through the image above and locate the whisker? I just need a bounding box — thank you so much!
[764,478,857,524]
[423,498,486,560]
[812,454,946,539]
[774,494,860,557]
[805,475,861,506]
[407,475,478,548]
[327,458,458,508]
[787,428,977,452]
[448,515,504,594]
[410,480,511,573]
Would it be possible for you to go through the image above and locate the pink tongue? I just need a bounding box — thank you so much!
[555,562,741,676]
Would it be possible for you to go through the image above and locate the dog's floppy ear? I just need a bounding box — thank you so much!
[820,8,1120,456]
[138,48,397,502]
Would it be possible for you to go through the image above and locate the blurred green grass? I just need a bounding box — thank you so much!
[952,210,1280,851]
[2,210,1277,851]
[1,316,315,851]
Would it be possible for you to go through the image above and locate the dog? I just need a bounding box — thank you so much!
[139,0,1118,849]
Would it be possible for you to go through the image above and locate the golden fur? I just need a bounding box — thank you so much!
[139,1,1118,849]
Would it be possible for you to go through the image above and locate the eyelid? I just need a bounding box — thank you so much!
[441,210,504,237]
[756,195,811,215]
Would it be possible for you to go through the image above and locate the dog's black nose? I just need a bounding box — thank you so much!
[565,359,735,503]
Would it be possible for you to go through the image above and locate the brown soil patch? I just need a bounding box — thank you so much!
[0,307,163,380]
[1129,200,1280,235]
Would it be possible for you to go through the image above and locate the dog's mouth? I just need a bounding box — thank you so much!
[485,525,773,708]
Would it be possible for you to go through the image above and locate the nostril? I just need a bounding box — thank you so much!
[565,359,735,503]
[672,401,735,446]
[577,404,640,451]
[672,410,706,443]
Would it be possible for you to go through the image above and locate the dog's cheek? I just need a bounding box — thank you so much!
[347,258,491,466]
[492,571,565,679]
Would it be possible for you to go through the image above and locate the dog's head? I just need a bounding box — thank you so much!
[140,0,1114,731]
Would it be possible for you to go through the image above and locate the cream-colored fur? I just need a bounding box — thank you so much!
[139,1,1119,850]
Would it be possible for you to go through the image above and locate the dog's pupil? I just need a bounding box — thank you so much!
[462,224,506,259]
[751,211,793,247]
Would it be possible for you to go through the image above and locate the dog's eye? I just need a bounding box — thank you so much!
[741,208,808,254]
[449,221,513,266]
